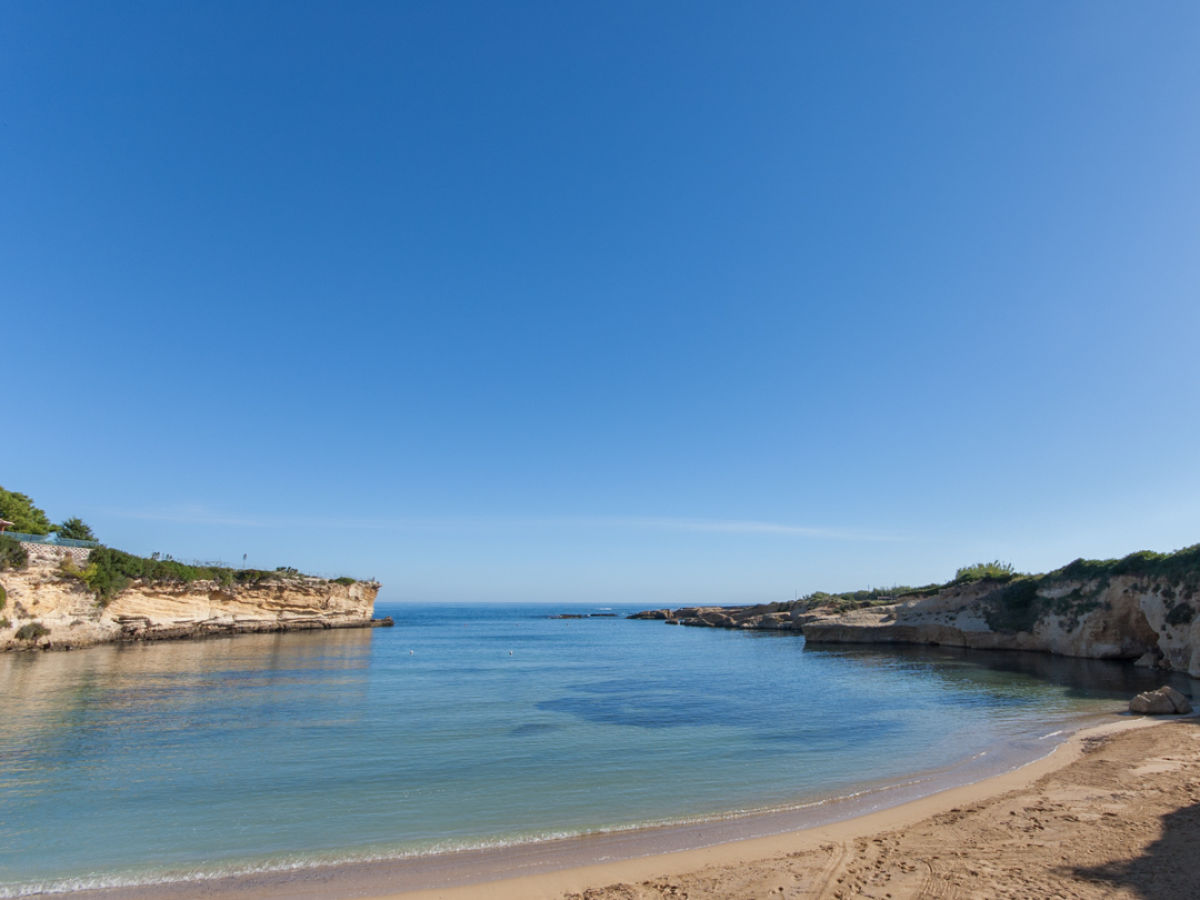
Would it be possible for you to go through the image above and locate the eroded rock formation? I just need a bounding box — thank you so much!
[797,576,1199,676]
[1,546,385,651]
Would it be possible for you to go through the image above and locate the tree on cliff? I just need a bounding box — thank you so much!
[0,487,54,535]
[57,517,97,542]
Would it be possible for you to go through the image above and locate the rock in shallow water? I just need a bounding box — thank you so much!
[1129,685,1193,715]
[627,609,672,620]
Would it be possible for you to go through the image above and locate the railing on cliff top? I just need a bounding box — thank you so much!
[1,531,101,549]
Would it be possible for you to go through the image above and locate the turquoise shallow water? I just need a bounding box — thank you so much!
[1,602,1195,896]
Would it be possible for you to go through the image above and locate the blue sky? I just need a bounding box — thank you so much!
[4,2,1198,604]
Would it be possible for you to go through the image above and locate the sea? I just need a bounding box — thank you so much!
[1,602,1195,897]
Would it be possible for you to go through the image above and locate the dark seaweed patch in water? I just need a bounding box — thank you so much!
[510,722,560,736]
[538,694,713,728]
[541,688,909,748]
[754,716,903,748]
[542,675,906,734]
[538,689,775,729]
[564,677,674,695]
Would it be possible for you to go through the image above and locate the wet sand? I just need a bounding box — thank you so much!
[72,713,1200,900]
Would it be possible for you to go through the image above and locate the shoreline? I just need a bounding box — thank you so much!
[56,711,1173,900]
[4,616,395,654]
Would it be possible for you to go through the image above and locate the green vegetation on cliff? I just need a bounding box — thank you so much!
[0,486,96,540]
[968,546,1200,635]
[14,622,49,641]
[974,543,1200,635]
[1051,545,1200,587]
[0,488,55,535]
[954,560,1018,583]
[955,549,1200,633]
[63,548,363,606]
[56,517,97,542]
[1,485,367,607]
[795,544,1200,633]
[0,535,29,571]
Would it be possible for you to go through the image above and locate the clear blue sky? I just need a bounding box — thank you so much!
[4,2,1198,604]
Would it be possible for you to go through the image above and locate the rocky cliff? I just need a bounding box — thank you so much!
[796,576,1198,675]
[630,548,1200,678]
[1,544,386,651]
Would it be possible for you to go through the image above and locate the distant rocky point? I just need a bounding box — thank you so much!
[630,545,1200,678]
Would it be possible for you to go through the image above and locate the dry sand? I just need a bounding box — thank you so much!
[389,715,1200,900]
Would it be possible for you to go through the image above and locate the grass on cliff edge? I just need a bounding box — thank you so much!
[56,547,366,606]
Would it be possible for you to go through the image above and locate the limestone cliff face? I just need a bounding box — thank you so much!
[632,574,1200,678]
[1,547,383,651]
[796,576,1200,675]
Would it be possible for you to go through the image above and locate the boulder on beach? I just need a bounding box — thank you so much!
[1129,685,1193,715]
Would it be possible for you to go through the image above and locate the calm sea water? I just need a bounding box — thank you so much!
[1,602,1193,896]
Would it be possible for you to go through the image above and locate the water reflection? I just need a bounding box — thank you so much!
[0,630,375,781]
[802,641,1198,702]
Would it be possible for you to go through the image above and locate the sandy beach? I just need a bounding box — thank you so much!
[73,713,1200,900]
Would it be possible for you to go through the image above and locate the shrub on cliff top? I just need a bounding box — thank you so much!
[981,578,1042,633]
[75,547,241,603]
[1166,602,1196,626]
[954,560,1017,583]
[1051,544,1200,588]
[68,547,358,604]
[15,621,49,641]
[234,569,274,585]
[0,535,28,571]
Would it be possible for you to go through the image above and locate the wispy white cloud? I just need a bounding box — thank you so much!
[592,516,900,541]
[101,507,901,541]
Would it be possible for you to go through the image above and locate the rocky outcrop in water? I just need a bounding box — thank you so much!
[1129,685,1192,714]
[1,545,386,651]
[629,603,801,630]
